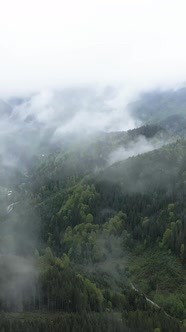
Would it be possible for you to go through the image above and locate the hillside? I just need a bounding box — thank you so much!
[1,88,186,331]
[2,0,186,329]
[0,119,185,331]
[130,87,186,127]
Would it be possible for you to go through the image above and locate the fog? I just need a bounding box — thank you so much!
[0,255,37,311]
[0,193,40,311]
[0,0,186,164]
[0,0,186,317]
[1,0,186,97]
[108,134,172,165]
[0,86,139,172]
[0,0,185,163]
[18,88,138,133]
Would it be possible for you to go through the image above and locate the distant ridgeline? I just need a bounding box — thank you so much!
[130,87,186,134]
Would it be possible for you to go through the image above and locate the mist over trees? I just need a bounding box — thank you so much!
[0,87,186,332]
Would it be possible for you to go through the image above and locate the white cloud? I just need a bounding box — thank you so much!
[0,0,186,96]
[12,87,137,135]
[108,135,170,166]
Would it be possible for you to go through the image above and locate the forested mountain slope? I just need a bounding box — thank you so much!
[130,87,186,127]
[0,96,186,331]
[98,139,186,192]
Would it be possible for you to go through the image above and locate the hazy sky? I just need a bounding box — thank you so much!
[1,0,186,96]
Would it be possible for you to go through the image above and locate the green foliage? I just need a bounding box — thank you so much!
[1,125,186,331]
[0,313,125,332]
[154,294,185,319]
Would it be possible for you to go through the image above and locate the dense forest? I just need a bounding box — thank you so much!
[0,89,186,331]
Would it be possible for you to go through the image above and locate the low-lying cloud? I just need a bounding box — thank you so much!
[0,255,37,311]
[108,134,172,166]
[12,87,138,134]
[0,86,140,170]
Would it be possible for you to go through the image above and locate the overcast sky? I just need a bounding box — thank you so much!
[1,0,186,96]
